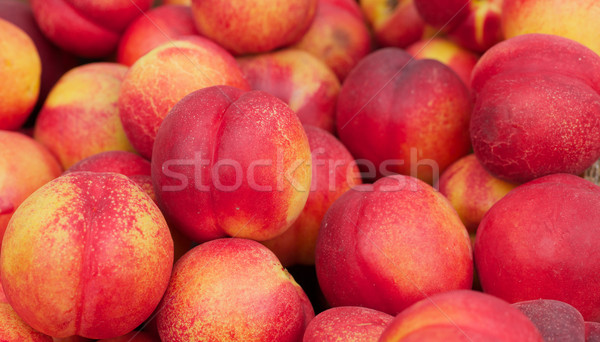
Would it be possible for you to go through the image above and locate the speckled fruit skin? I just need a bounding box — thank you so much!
[29,0,152,58]
[472,72,600,183]
[156,238,314,342]
[67,151,192,263]
[238,49,340,133]
[379,290,543,341]
[0,131,62,245]
[67,151,150,178]
[502,0,600,56]
[438,154,516,233]
[152,86,312,242]
[191,0,317,55]
[117,5,199,66]
[406,38,478,89]
[513,299,585,342]
[0,303,53,342]
[0,18,41,130]
[118,36,249,159]
[303,306,393,342]
[34,63,135,169]
[315,175,473,315]
[360,0,429,49]
[0,0,78,113]
[262,125,361,266]
[293,0,371,81]
[0,172,174,339]
[470,42,600,183]
[475,174,600,322]
[414,0,503,52]
[336,48,471,184]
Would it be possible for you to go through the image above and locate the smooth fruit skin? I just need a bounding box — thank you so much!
[118,37,249,159]
[336,48,471,184]
[293,0,372,81]
[0,172,174,339]
[0,0,78,112]
[0,131,62,245]
[262,125,361,266]
[475,174,600,322]
[360,0,429,48]
[513,299,586,342]
[438,154,517,233]
[379,290,543,341]
[0,18,41,130]
[470,34,600,98]
[117,5,199,66]
[34,63,135,169]
[29,0,152,58]
[315,175,473,315]
[238,49,341,133]
[156,238,314,342]
[502,0,600,56]
[191,0,317,55]
[406,38,478,89]
[0,303,53,342]
[414,0,503,52]
[152,86,311,242]
[303,306,393,342]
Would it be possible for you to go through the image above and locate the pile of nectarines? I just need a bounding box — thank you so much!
[1,0,600,341]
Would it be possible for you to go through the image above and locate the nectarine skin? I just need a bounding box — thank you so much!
[360,0,429,49]
[34,63,135,169]
[406,38,478,89]
[117,5,199,66]
[0,131,62,245]
[475,174,600,322]
[66,151,192,262]
[471,34,600,97]
[238,49,340,133]
[30,0,152,57]
[471,72,600,183]
[293,0,371,81]
[262,125,361,266]
[414,0,503,52]
[0,0,78,112]
[513,299,586,342]
[502,0,600,56]
[379,290,544,341]
[336,48,471,183]
[67,151,150,178]
[587,322,600,342]
[316,175,473,315]
[152,86,311,242]
[438,154,516,233]
[0,172,174,339]
[0,303,53,342]
[191,0,317,55]
[156,238,314,341]
[303,306,393,342]
[118,37,249,159]
[0,18,41,130]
